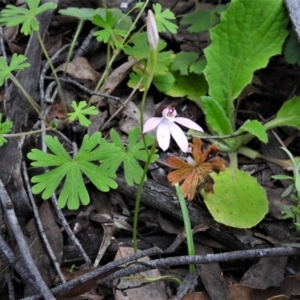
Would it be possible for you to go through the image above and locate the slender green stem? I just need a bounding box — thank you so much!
[140,49,157,132]
[133,140,157,253]
[133,11,159,252]
[3,127,49,138]
[63,20,85,77]
[35,30,66,111]
[175,183,195,273]
[229,152,238,170]
[9,73,43,120]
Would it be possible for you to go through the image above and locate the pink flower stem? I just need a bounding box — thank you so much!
[133,140,158,253]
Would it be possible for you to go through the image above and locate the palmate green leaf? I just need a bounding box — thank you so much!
[27,133,117,210]
[0,54,30,86]
[0,113,13,146]
[203,0,288,114]
[264,96,300,130]
[68,101,98,127]
[152,3,177,34]
[0,0,57,35]
[92,10,127,49]
[98,127,158,186]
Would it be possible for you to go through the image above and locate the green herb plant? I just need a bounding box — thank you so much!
[272,147,300,231]
[191,0,296,229]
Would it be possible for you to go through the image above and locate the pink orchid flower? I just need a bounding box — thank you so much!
[143,106,204,152]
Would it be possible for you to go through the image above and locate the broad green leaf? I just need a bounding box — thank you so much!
[98,127,158,186]
[202,168,268,228]
[68,101,98,127]
[264,96,300,130]
[202,96,232,135]
[203,0,288,114]
[165,72,207,103]
[238,120,268,144]
[0,113,13,146]
[28,133,117,209]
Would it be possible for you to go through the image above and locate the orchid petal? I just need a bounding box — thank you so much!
[169,122,189,152]
[156,120,171,151]
[174,117,204,132]
[143,117,162,133]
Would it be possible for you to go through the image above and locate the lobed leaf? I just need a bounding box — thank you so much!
[203,0,288,116]
[0,0,56,35]
[68,101,98,127]
[152,3,177,34]
[28,133,118,209]
[98,127,158,186]
[0,54,30,86]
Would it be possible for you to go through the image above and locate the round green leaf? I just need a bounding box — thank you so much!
[202,168,268,228]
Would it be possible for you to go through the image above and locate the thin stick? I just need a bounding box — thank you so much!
[21,160,66,283]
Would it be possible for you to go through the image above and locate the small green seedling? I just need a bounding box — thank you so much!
[67,101,98,127]
[0,114,13,147]
[27,133,118,210]
[0,0,57,35]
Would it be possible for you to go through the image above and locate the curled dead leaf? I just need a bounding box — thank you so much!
[167,138,225,201]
